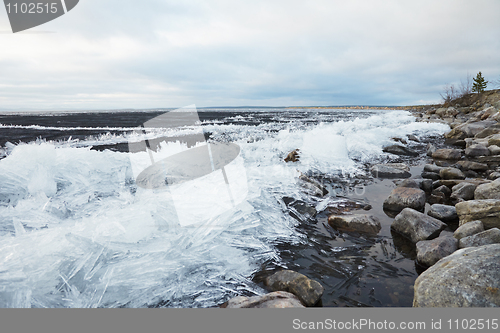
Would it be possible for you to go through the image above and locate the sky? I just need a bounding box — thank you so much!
[0,0,499,110]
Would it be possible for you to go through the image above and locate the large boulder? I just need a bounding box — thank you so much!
[391,208,447,243]
[370,163,411,179]
[432,149,462,160]
[416,236,458,267]
[382,144,419,157]
[413,244,500,307]
[453,220,484,240]
[439,167,465,180]
[465,144,490,157]
[474,178,500,200]
[328,214,381,234]
[264,270,324,307]
[224,291,305,308]
[383,187,426,213]
[427,204,458,223]
[456,199,500,229]
[458,228,500,248]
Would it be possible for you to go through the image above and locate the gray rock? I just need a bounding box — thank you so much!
[439,167,465,180]
[413,244,500,307]
[453,220,484,239]
[408,134,420,142]
[224,291,305,308]
[456,160,489,171]
[489,145,500,155]
[382,144,419,157]
[450,182,477,202]
[420,179,433,193]
[396,179,420,189]
[474,125,500,138]
[421,172,440,181]
[426,144,437,157]
[489,172,500,180]
[391,208,447,243]
[465,144,490,157]
[370,163,411,179]
[423,164,443,173]
[459,228,500,248]
[456,199,500,229]
[487,134,500,147]
[427,204,458,223]
[416,236,458,267]
[474,178,500,200]
[383,187,426,213]
[328,214,381,234]
[264,270,324,307]
[432,149,462,160]
[298,173,328,196]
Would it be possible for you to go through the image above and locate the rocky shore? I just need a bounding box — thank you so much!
[223,89,500,308]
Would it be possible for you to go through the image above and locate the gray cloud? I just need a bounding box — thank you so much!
[0,0,499,110]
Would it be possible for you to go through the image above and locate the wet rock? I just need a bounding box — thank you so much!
[391,208,447,243]
[416,236,458,267]
[465,144,490,157]
[432,149,462,160]
[450,182,477,203]
[453,220,484,239]
[474,178,500,200]
[423,164,443,173]
[427,204,458,223]
[407,134,420,142]
[392,137,407,145]
[456,199,500,229]
[439,167,465,180]
[224,291,305,308]
[264,270,324,307]
[284,149,300,162]
[421,172,440,181]
[456,160,489,171]
[420,179,433,193]
[413,244,500,307]
[370,163,411,179]
[298,173,328,197]
[383,187,426,213]
[487,134,500,147]
[458,228,500,248]
[328,214,381,234]
[382,144,419,157]
[432,185,451,199]
[489,145,500,155]
[282,197,317,221]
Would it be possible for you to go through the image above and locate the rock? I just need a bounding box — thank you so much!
[407,134,420,142]
[420,179,433,193]
[456,199,500,229]
[382,144,418,157]
[224,291,305,308]
[392,137,407,145]
[426,144,437,156]
[458,228,500,248]
[432,149,462,160]
[391,208,447,243]
[487,134,500,147]
[328,214,381,234]
[383,187,426,213]
[433,179,490,189]
[489,172,500,180]
[453,220,484,239]
[413,244,500,307]
[427,204,458,223]
[474,125,500,138]
[416,236,458,267]
[432,185,451,197]
[284,149,300,162]
[282,197,317,221]
[395,179,420,189]
[450,182,477,202]
[264,270,324,307]
[298,173,328,197]
[423,164,443,173]
[477,155,500,164]
[439,167,465,180]
[370,163,411,179]
[489,145,500,155]
[421,172,440,181]
[456,160,489,171]
[474,178,500,200]
[461,121,497,137]
[465,144,490,157]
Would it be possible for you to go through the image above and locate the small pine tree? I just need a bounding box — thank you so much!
[472,71,488,93]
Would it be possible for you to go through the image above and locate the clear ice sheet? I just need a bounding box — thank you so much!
[0,110,449,307]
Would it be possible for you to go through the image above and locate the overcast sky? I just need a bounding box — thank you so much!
[0,0,499,110]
